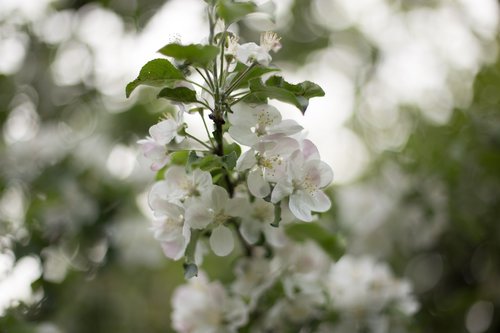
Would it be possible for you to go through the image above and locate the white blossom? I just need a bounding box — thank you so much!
[237,134,299,198]
[172,273,248,333]
[150,202,190,260]
[228,103,302,147]
[271,149,333,222]
[239,198,286,247]
[325,255,419,317]
[235,32,281,66]
[184,186,246,256]
[231,251,277,309]
[148,166,213,210]
[138,109,185,170]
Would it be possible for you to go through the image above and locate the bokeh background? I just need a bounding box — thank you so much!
[1,0,499,332]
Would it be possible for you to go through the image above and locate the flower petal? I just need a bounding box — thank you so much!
[271,180,293,203]
[236,149,257,172]
[240,219,261,244]
[161,238,186,260]
[229,125,258,146]
[210,225,234,256]
[308,190,331,212]
[150,119,177,145]
[248,168,270,198]
[268,119,303,136]
[289,191,313,222]
[211,186,229,212]
[185,201,212,229]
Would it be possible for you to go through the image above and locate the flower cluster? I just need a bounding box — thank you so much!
[130,3,332,265]
[127,1,418,332]
[171,243,418,333]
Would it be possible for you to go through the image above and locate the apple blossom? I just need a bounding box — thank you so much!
[171,273,248,333]
[271,149,333,222]
[184,186,246,256]
[149,166,213,210]
[150,202,190,260]
[138,109,186,170]
[235,31,281,66]
[228,103,302,147]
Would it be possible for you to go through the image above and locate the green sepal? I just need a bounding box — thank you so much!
[126,58,185,98]
[155,166,167,181]
[246,76,325,114]
[188,107,205,114]
[285,223,345,260]
[158,43,220,68]
[186,151,201,171]
[216,0,257,25]
[158,86,198,104]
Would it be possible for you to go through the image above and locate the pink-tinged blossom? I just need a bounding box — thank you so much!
[237,135,299,198]
[150,202,190,260]
[228,103,302,147]
[138,110,185,170]
[137,138,170,171]
[172,273,248,333]
[184,186,246,256]
[271,149,333,222]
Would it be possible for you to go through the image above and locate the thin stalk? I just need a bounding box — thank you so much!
[185,132,212,150]
[195,68,214,91]
[186,79,212,94]
[230,90,249,98]
[219,30,227,88]
[204,68,216,92]
[225,62,257,95]
[229,92,252,106]
[199,111,215,149]
[194,100,214,112]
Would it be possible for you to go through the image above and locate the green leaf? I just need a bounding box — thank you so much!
[222,151,238,170]
[265,76,325,99]
[197,155,224,172]
[217,0,257,24]
[285,223,345,260]
[245,76,325,114]
[247,78,307,112]
[170,151,189,165]
[126,58,185,98]
[158,43,219,68]
[158,87,198,104]
[223,142,241,158]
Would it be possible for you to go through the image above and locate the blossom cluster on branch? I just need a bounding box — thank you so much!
[129,0,331,270]
[127,0,418,331]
